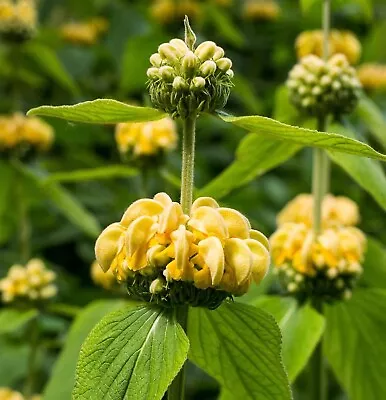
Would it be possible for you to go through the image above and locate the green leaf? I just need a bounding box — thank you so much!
[324,288,386,400]
[73,304,189,400]
[198,134,301,199]
[0,308,38,335]
[43,300,127,400]
[0,161,15,244]
[233,75,263,114]
[24,42,79,95]
[360,237,386,289]
[14,163,100,238]
[188,301,292,400]
[327,124,386,212]
[0,337,28,386]
[355,96,386,151]
[27,99,165,124]
[44,166,138,184]
[253,296,325,382]
[299,0,317,13]
[221,114,386,161]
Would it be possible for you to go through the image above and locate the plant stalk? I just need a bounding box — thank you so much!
[24,316,40,398]
[17,175,31,263]
[167,306,189,400]
[180,116,196,214]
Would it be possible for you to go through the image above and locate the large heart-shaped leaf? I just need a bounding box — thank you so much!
[43,300,128,400]
[360,237,386,289]
[73,304,189,400]
[327,124,386,212]
[188,301,292,400]
[221,115,386,161]
[253,296,325,382]
[324,288,386,400]
[198,134,301,198]
[27,99,165,124]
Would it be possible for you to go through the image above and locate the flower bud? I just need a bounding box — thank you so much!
[150,53,163,67]
[149,278,165,294]
[191,76,206,90]
[195,40,217,61]
[182,51,197,73]
[159,65,175,81]
[226,69,234,78]
[147,67,160,80]
[158,43,180,64]
[213,46,225,61]
[199,60,217,76]
[169,38,189,55]
[172,76,188,91]
[216,57,232,72]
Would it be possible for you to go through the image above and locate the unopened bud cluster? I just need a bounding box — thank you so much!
[270,195,366,302]
[0,259,57,303]
[95,193,270,309]
[0,0,37,42]
[287,54,361,117]
[0,387,41,400]
[59,17,108,46]
[147,36,233,118]
[357,63,386,90]
[90,260,116,291]
[115,117,177,166]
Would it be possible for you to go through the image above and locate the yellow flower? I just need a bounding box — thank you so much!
[60,17,109,45]
[0,113,54,152]
[0,0,36,39]
[277,194,360,228]
[0,387,24,400]
[90,260,116,290]
[357,63,386,90]
[95,193,270,302]
[243,0,280,21]
[295,30,361,64]
[115,117,177,157]
[150,0,201,25]
[0,259,57,303]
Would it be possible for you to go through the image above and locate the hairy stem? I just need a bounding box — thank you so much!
[167,306,189,400]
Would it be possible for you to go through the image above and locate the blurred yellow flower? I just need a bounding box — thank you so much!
[90,260,116,290]
[277,194,360,228]
[0,0,36,40]
[243,0,280,21]
[60,17,109,45]
[0,113,54,152]
[115,117,177,157]
[0,259,57,303]
[0,387,24,400]
[150,0,201,25]
[357,63,386,90]
[95,193,270,300]
[296,30,361,64]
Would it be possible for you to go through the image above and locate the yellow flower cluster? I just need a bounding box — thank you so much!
[95,193,270,304]
[243,0,280,21]
[150,0,201,25]
[90,260,116,290]
[295,30,361,65]
[0,113,54,152]
[0,259,57,303]
[59,17,108,45]
[115,117,177,157]
[0,388,40,400]
[277,194,359,228]
[0,0,36,40]
[357,63,386,90]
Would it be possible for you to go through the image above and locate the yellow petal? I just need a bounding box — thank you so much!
[245,239,270,283]
[218,208,250,239]
[120,199,164,227]
[153,192,173,207]
[125,216,157,257]
[191,197,219,212]
[198,236,224,285]
[95,223,126,272]
[250,229,270,250]
[194,266,212,289]
[188,206,228,239]
[158,202,187,234]
[224,238,252,285]
[170,225,194,275]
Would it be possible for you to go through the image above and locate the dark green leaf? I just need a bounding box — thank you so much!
[0,308,38,335]
[189,301,292,400]
[198,134,301,198]
[324,288,386,400]
[360,237,386,289]
[27,99,165,124]
[45,166,138,184]
[0,337,28,386]
[44,300,127,400]
[73,304,189,400]
[221,115,386,161]
[327,124,386,212]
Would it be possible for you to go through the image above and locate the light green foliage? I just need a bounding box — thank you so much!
[0,309,38,335]
[73,304,189,400]
[324,289,386,400]
[188,301,292,400]
[360,238,386,289]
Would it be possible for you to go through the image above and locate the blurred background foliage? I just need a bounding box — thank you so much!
[0,0,386,399]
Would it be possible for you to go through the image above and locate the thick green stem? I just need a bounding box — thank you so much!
[180,116,196,214]
[322,0,331,61]
[24,317,40,397]
[167,306,189,400]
